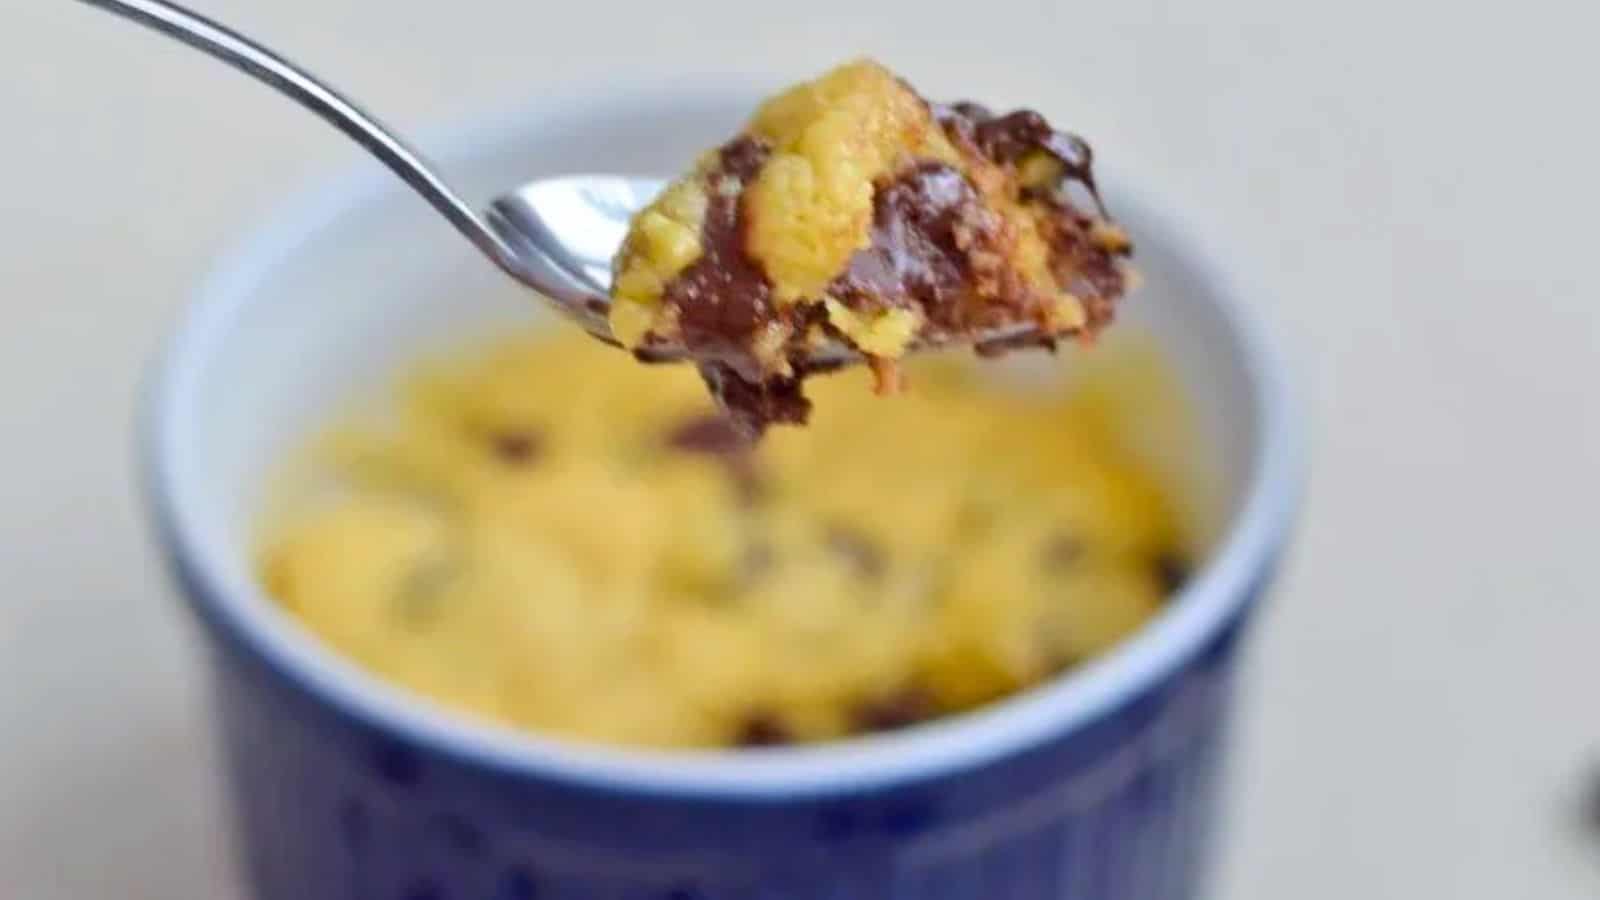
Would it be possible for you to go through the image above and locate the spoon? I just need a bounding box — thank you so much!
[77,0,1044,367]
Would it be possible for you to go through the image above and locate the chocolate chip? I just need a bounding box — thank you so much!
[935,103,1105,214]
[395,553,457,625]
[853,686,935,734]
[664,412,767,503]
[665,413,750,456]
[698,362,812,440]
[491,430,543,464]
[718,135,771,181]
[830,162,1013,339]
[739,541,776,582]
[734,713,793,747]
[1044,648,1085,674]
[660,140,783,391]
[1040,534,1086,570]
[825,526,886,580]
[1152,552,1192,594]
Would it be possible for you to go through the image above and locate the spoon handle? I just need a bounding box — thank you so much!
[74,0,523,275]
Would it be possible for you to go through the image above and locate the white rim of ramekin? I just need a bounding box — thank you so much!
[142,76,1304,798]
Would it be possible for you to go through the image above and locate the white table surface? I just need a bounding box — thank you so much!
[3,2,1597,897]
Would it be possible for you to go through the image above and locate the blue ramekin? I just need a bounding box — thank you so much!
[141,79,1302,900]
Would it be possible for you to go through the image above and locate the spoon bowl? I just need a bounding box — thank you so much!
[489,175,665,298]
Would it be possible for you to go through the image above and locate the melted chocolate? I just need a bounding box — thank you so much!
[661,138,780,384]
[490,429,543,465]
[718,135,770,181]
[852,686,936,734]
[645,92,1131,437]
[935,103,1104,215]
[664,411,766,500]
[938,101,1129,333]
[656,137,824,435]
[698,361,811,440]
[734,712,794,747]
[1040,208,1125,332]
[1151,552,1192,595]
[1039,534,1086,570]
[829,162,1022,337]
[665,413,750,455]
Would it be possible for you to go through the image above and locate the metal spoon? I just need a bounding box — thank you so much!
[76,0,1044,366]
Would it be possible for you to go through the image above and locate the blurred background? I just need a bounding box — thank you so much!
[2,1,1597,897]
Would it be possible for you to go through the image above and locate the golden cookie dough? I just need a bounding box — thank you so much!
[260,333,1186,749]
